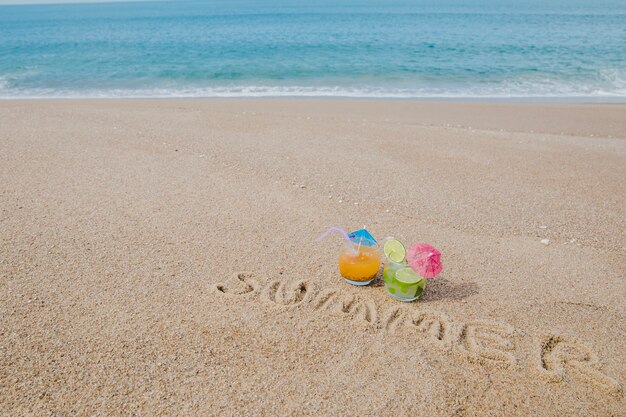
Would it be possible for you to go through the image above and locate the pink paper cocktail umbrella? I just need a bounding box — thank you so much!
[407,244,442,279]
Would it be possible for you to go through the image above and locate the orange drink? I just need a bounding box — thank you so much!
[338,246,381,286]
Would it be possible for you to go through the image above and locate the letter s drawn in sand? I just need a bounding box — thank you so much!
[213,272,263,297]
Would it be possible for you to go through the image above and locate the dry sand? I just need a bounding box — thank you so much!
[0,99,625,416]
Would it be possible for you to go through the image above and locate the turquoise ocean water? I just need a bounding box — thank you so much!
[0,0,625,99]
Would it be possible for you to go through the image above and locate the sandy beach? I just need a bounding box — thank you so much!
[0,99,624,415]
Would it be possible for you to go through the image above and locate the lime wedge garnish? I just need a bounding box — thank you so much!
[384,239,406,263]
[395,267,421,284]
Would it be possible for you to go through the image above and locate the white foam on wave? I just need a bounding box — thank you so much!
[0,76,9,91]
[1,80,626,100]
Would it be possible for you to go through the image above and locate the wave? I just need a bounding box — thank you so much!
[1,88,625,100]
[1,76,626,100]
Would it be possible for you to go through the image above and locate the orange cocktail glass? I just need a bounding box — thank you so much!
[338,245,381,286]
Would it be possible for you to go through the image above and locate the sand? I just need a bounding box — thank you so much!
[0,99,624,416]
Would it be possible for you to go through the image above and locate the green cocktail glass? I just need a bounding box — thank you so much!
[383,259,426,302]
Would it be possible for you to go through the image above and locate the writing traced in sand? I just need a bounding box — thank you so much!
[213,273,623,397]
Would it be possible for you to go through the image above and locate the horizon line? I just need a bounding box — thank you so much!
[0,0,157,5]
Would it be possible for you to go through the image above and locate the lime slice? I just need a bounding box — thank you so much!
[395,267,421,284]
[384,239,406,263]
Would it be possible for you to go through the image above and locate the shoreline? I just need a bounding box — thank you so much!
[3,98,624,138]
[2,96,626,104]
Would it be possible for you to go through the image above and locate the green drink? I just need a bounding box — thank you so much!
[383,260,426,302]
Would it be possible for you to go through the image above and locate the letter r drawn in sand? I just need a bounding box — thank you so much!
[537,334,623,396]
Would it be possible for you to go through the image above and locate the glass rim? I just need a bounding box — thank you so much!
[385,258,409,267]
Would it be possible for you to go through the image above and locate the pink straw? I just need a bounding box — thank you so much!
[317,227,357,254]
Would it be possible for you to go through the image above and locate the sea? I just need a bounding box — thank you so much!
[1,0,625,100]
